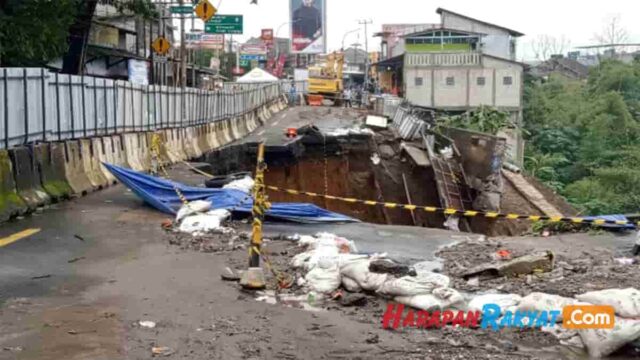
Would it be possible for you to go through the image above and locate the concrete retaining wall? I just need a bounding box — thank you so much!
[0,99,288,221]
[10,146,51,209]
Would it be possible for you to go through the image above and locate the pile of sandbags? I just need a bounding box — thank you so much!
[291,233,464,312]
[175,200,232,236]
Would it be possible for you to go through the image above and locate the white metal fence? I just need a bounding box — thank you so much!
[0,68,284,149]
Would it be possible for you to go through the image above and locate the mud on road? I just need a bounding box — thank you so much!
[165,226,640,360]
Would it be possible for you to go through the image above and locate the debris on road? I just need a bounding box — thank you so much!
[67,257,85,263]
[461,251,554,280]
[151,346,174,356]
[31,274,52,280]
[138,320,156,329]
[74,234,85,242]
[221,267,241,281]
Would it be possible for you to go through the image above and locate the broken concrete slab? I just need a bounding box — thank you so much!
[461,251,555,280]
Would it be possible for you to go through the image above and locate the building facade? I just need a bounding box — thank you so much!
[375,8,525,164]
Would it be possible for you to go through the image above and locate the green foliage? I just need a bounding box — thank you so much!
[439,106,512,135]
[113,0,159,19]
[0,0,80,66]
[524,60,640,216]
[0,0,160,66]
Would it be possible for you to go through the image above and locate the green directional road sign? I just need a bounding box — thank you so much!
[170,5,193,14]
[205,15,243,34]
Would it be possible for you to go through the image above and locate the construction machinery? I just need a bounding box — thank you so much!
[307,52,344,106]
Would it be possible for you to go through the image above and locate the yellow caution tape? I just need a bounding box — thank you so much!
[265,185,640,227]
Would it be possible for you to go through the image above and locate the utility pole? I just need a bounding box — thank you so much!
[359,19,372,101]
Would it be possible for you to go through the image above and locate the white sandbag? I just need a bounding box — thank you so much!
[517,292,576,321]
[176,200,212,222]
[292,251,313,268]
[468,294,522,314]
[395,294,443,311]
[342,276,362,293]
[579,318,640,358]
[395,288,464,311]
[223,176,254,193]
[312,232,358,253]
[305,265,341,294]
[376,272,450,297]
[432,287,465,308]
[178,210,231,235]
[576,288,640,318]
[340,259,388,291]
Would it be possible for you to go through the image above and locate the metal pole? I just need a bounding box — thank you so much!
[22,69,29,144]
[41,69,47,142]
[3,69,9,148]
[93,77,98,135]
[180,0,186,122]
[55,73,61,141]
[103,79,108,135]
[249,142,268,269]
[68,75,75,139]
[81,75,87,138]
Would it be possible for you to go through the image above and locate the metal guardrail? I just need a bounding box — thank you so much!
[0,67,286,149]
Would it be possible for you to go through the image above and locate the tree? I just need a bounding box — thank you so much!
[524,59,640,215]
[0,0,79,66]
[530,35,571,61]
[594,15,628,52]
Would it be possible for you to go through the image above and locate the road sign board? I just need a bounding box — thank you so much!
[152,37,171,55]
[195,0,216,22]
[205,15,243,34]
[155,55,168,63]
[170,5,193,14]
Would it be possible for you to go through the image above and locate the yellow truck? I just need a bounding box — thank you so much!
[307,52,344,105]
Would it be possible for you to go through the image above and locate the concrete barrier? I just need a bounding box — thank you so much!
[238,115,250,136]
[80,139,109,189]
[138,133,152,170]
[229,117,241,140]
[0,149,27,221]
[188,127,203,158]
[34,143,73,200]
[10,146,51,208]
[181,128,197,160]
[163,129,181,163]
[64,140,94,195]
[107,135,130,171]
[123,133,145,171]
[222,119,234,144]
[196,125,209,154]
[91,138,116,184]
[214,122,227,147]
[206,123,220,150]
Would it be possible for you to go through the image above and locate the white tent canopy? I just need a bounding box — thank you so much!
[236,67,278,83]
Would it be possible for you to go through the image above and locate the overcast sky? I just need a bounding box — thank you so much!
[185,0,640,60]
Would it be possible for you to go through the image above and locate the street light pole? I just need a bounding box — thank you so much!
[358,19,372,102]
[342,28,360,51]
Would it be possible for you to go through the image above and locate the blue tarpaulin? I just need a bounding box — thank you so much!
[104,163,357,223]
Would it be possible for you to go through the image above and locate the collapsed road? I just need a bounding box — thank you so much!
[0,106,639,360]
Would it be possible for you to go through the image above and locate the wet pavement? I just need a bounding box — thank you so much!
[0,106,636,359]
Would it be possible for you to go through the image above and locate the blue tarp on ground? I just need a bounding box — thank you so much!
[580,214,636,229]
[104,163,357,224]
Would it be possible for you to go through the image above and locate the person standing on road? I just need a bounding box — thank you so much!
[289,82,297,106]
[343,88,352,108]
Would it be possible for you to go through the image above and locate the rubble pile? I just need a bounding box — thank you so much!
[274,233,640,358]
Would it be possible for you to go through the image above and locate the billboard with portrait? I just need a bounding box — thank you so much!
[290,0,326,54]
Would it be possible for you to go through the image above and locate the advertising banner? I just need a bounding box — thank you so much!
[261,29,274,45]
[290,0,326,54]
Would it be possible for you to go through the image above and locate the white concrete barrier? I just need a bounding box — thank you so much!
[91,137,116,183]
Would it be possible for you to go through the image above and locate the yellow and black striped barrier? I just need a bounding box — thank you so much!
[266,186,640,228]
